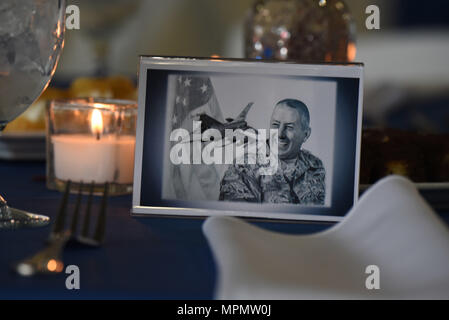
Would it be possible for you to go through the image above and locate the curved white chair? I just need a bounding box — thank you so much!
[203,176,449,299]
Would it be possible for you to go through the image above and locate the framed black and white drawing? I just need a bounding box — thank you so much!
[132,56,364,222]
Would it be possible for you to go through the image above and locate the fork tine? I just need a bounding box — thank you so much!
[93,183,109,243]
[52,180,71,235]
[81,181,95,238]
[70,181,83,234]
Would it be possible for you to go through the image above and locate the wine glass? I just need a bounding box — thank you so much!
[0,0,66,229]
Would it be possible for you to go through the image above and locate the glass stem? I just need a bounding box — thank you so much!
[1,125,9,219]
[0,194,11,220]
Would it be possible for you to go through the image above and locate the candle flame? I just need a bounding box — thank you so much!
[91,108,103,137]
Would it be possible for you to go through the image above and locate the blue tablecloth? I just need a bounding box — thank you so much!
[0,161,337,299]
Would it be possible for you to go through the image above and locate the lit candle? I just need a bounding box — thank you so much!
[52,108,135,184]
[91,108,103,140]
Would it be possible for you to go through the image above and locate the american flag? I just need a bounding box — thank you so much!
[168,75,225,201]
[171,76,222,129]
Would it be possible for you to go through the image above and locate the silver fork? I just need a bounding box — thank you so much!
[14,181,109,277]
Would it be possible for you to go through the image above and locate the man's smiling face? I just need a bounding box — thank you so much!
[270,103,310,161]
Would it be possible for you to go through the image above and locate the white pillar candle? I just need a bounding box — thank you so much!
[52,134,136,184]
[53,134,115,183]
[52,108,135,184]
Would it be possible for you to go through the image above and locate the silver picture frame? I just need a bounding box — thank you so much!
[132,56,364,222]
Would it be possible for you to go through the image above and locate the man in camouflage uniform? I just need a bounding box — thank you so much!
[219,99,325,205]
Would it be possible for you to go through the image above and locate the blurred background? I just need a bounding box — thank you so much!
[3,0,449,185]
[55,0,449,87]
[54,0,449,132]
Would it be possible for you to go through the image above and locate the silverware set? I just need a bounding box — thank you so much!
[14,181,109,277]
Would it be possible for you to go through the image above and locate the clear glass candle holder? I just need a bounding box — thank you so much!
[46,98,137,195]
